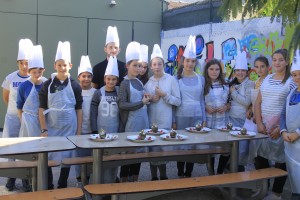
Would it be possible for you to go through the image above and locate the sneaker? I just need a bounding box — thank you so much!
[263,192,281,200]
[5,178,16,191]
[22,179,32,192]
[151,177,159,181]
[160,176,168,180]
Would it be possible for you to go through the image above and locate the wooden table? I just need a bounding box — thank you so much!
[0,137,76,190]
[68,130,267,184]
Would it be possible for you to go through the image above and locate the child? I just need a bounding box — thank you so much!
[118,41,150,182]
[39,41,83,189]
[138,44,149,85]
[92,26,126,89]
[203,59,230,174]
[18,45,47,137]
[281,50,300,199]
[144,44,181,180]
[75,55,96,184]
[2,38,33,191]
[174,35,206,177]
[245,56,270,163]
[227,51,254,172]
[254,49,295,199]
[90,56,120,183]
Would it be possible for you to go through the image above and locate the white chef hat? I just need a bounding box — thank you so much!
[291,50,300,72]
[17,39,33,61]
[55,41,71,63]
[150,44,163,60]
[183,35,196,59]
[28,45,44,69]
[105,56,119,77]
[105,26,120,47]
[78,55,93,76]
[140,44,148,63]
[125,41,142,63]
[235,51,248,70]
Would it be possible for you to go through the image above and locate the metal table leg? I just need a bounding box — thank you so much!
[37,152,48,191]
[229,141,239,200]
[93,149,103,200]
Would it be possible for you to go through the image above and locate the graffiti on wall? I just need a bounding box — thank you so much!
[164,31,286,81]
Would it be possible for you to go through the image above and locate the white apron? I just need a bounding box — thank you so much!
[125,79,149,132]
[19,81,41,137]
[44,73,77,160]
[3,83,21,138]
[284,89,300,193]
[97,86,119,133]
[176,74,204,150]
[258,76,290,163]
[245,88,260,163]
[205,84,228,128]
[81,88,96,134]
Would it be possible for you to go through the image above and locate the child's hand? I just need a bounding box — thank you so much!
[151,94,160,103]
[246,109,253,120]
[217,105,227,113]
[206,105,216,114]
[287,132,300,143]
[155,86,166,97]
[142,95,150,105]
[257,123,267,134]
[269,127,280,139]
[282,132,290,142]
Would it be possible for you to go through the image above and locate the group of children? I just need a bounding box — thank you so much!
[1,26,299,199]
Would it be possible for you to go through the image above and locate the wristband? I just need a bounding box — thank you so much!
[41,129,48,133]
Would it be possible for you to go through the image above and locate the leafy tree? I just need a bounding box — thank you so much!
[219,0,299,53]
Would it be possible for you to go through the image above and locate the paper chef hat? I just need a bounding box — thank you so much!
[106,26,120,47]
[125,41,141,63]
[105,56,119,77]
[150,44,163,60]
[291,50,300,72]
[183,35,196,59]
[28,45,44,69]
[140,44,148,63]
[78,55,93,76]
[235,51,248,70]
[17,39,33,60]
[55,41,71,62]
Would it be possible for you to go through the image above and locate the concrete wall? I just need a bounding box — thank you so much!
[0,0,162,128]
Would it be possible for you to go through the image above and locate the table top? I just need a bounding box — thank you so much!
[0,136,76,156]
[67,129,268,149]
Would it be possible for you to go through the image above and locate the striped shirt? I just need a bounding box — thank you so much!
[261,74,296,116]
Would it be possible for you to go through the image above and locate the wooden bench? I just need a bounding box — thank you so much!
[84,168,287,200]
[0,187,84,200]
[62,148,229,185]
[0,160,60,191]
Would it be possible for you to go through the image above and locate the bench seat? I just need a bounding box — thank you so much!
[84,168,287,197]
[0,187,84,200]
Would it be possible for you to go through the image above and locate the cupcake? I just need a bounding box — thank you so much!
[170,129,177,138]
[227,122,233,130]
[195,123,203,131]
[138,130,146,140]
[240,128,247,135]
[99,128,107,139]
[151,123,158,133]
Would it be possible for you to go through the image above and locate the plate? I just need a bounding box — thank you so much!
[217,126,241,132]
[89,134,118,142]
[230,131,256,138]
[160,133,188,141]
[185,127,211,133]
[144,129,169,135]
[127,135,156,143]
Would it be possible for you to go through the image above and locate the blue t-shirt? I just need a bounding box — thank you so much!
[17,80,43,110]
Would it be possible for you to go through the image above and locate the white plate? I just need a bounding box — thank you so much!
[160,133,188,141]
[127,135,156,143]
[185,127,211,133]
[217,126,241,132]
[230,131,256,138]
[144,129,169,135]
[89,134,118,142]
